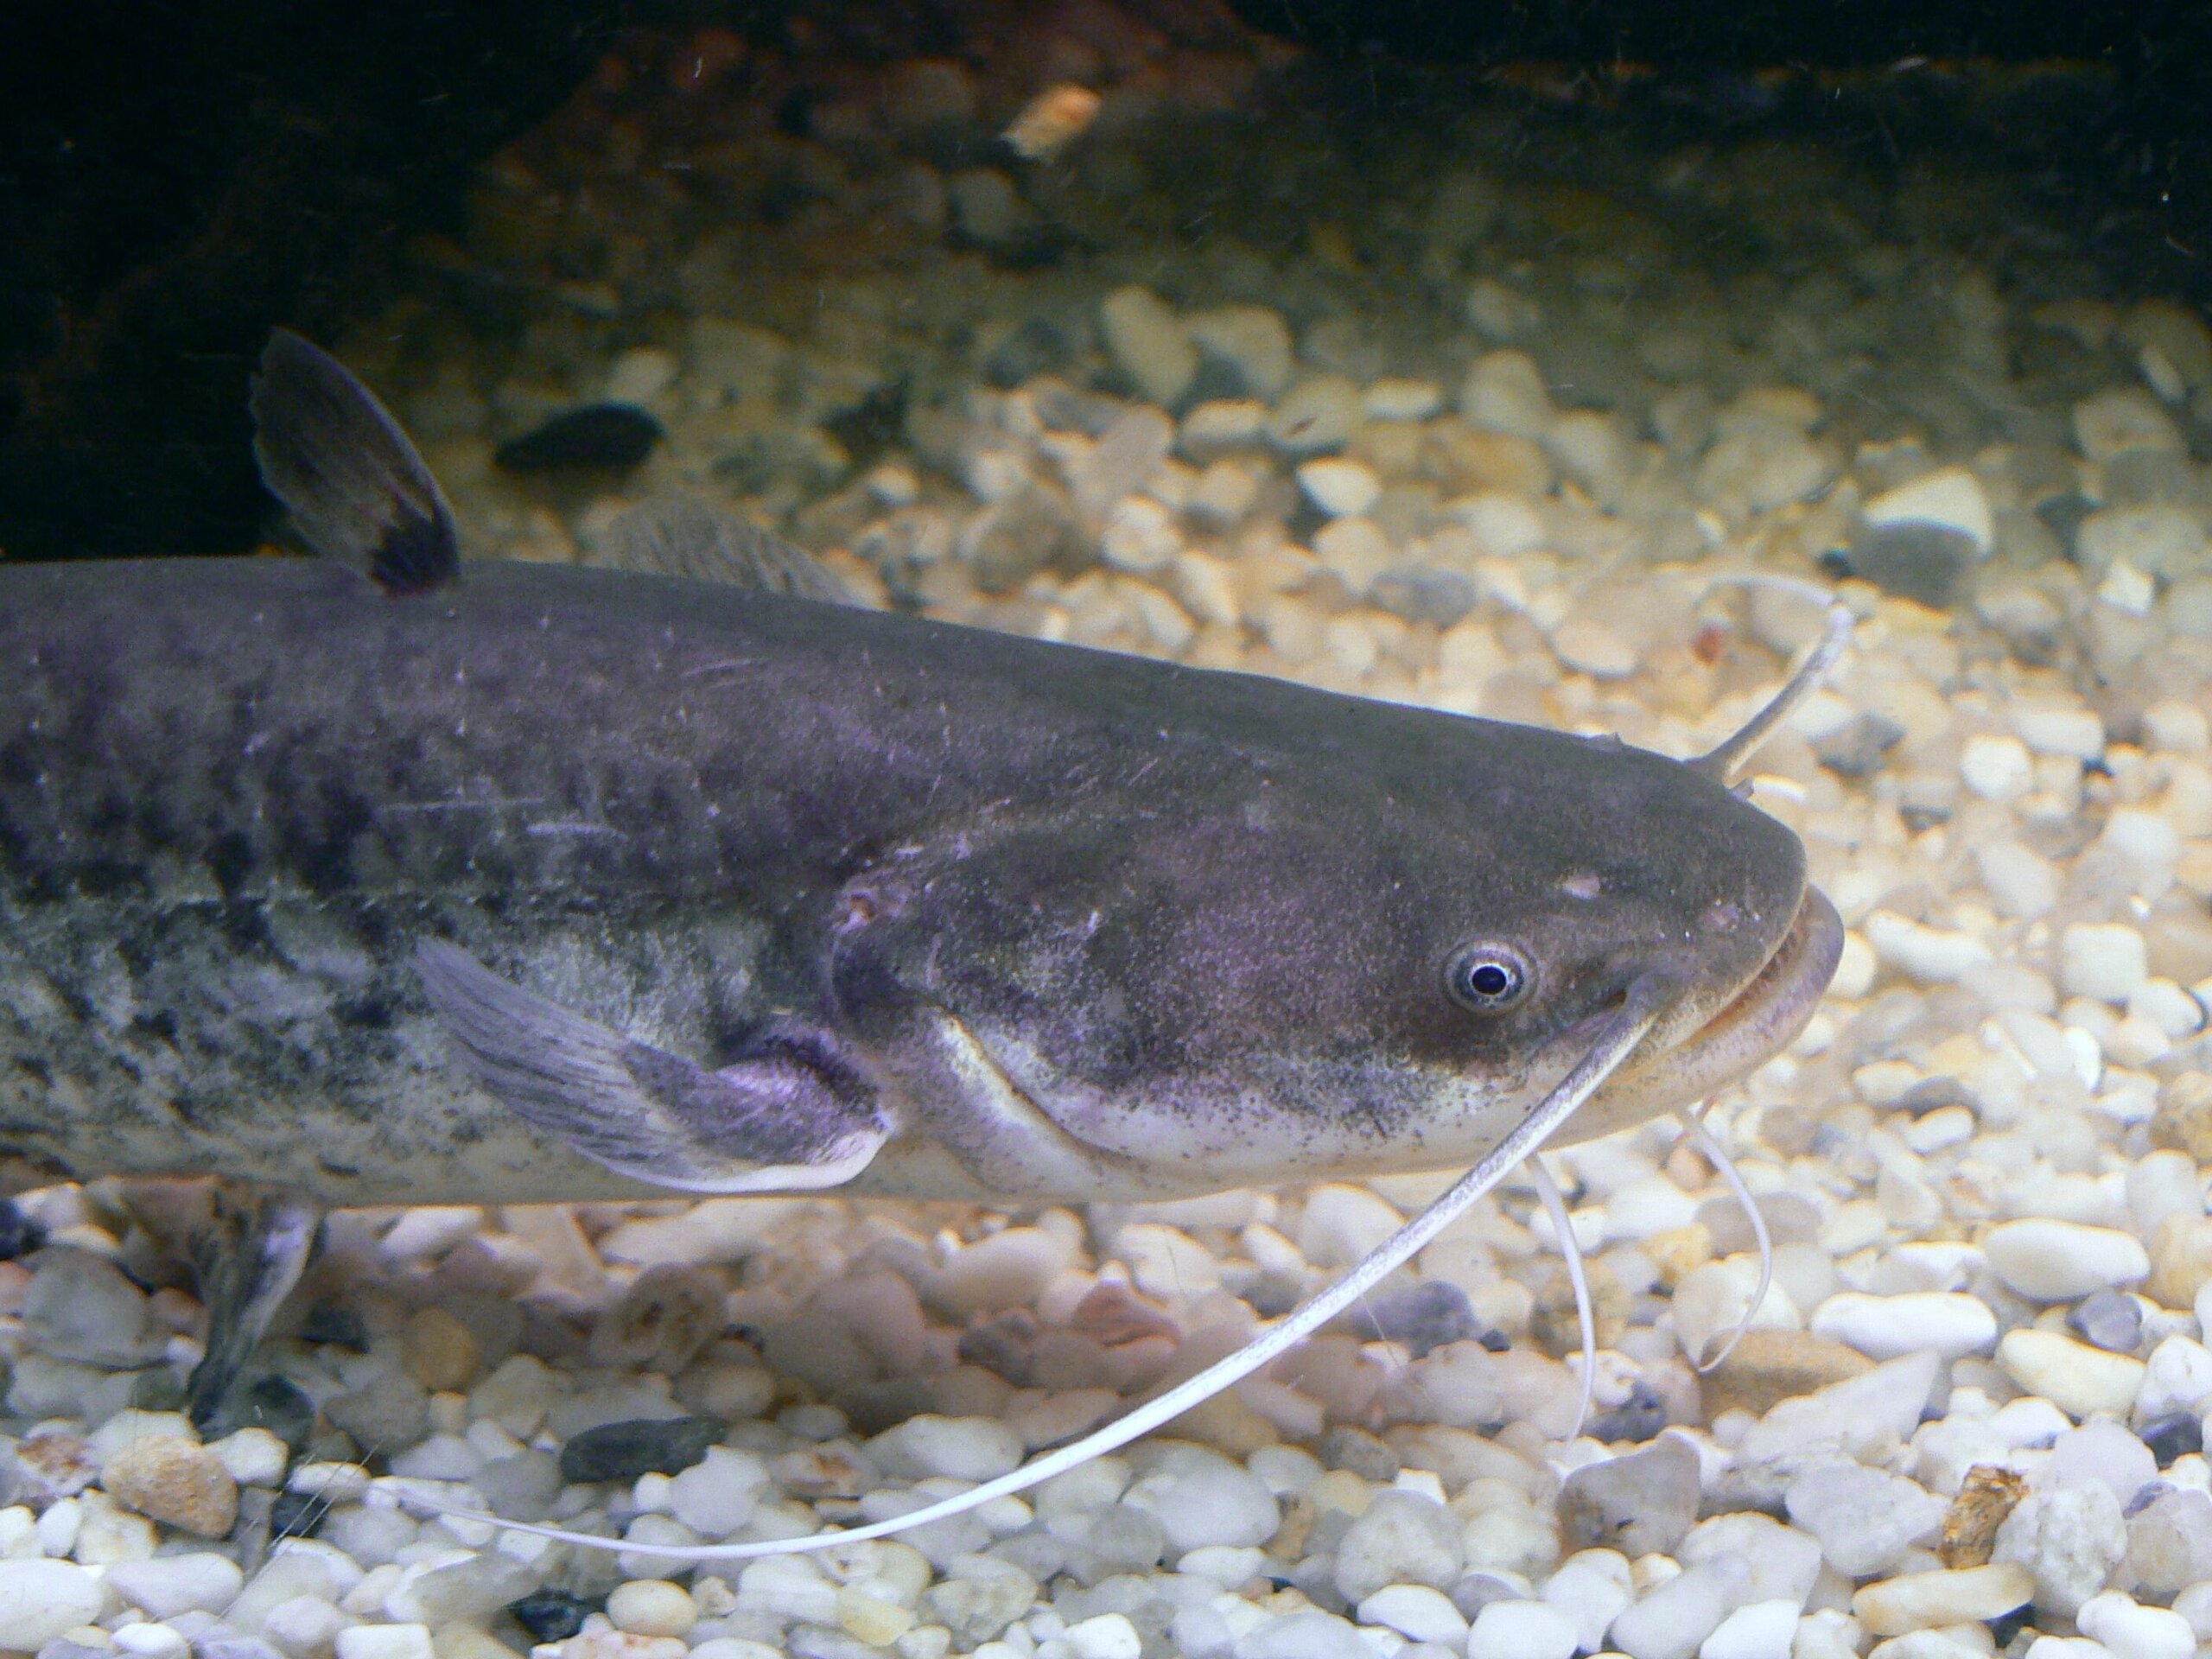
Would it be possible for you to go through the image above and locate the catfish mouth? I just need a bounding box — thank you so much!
[1560,884,1844,1145]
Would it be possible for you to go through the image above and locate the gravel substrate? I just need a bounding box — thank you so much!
[7,10,2212,1659]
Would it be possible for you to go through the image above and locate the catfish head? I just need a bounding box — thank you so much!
[825,714,1842,1199]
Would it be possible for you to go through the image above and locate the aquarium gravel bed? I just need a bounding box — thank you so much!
[7,12,2212,1659]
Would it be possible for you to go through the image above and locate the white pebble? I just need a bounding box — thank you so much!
[1808,1292,1995,1361]
[1363,378,1442,421]
[0,1559,104,1647]
[1296,457,1382,518]
[1984,1220,2151,1301]
[1696,1599,1800,1659]
[2062,925,2151,1003]
[1065,1612,1143,1659]
[111,1624,189,1659]
[1099,495,1181,573]
[2014,706,2106,760]
[1862,467,1994,554]
[1465,1599,1578,1659]
[1998,1329,2147,1420]
[609,1577,698,1637]
[1100,288,1195,406]
[2077,1592,2195,1659]
[1357,1585,1468,1643]
[1961,734,2034,800]
[334,1626,434,1659]
[106,1552,245,1618]
[1863,912,1993,983]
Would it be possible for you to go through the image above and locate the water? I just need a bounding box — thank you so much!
[5,14,2212,1656]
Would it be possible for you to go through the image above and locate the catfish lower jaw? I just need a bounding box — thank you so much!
[1560,883,1844,1145]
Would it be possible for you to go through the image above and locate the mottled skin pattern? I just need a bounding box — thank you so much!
[0,556,1810,1207]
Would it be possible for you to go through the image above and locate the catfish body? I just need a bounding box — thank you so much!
[0,554,1813,1206]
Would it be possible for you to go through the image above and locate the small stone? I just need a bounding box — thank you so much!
[2068,1289,2145,1353]
[1295,457,1381,518]
[1063,1611,1142,1659]
[333,1630,434,1659]
[1786,1461,1946,1576]
[399,1306,480,1390]
[1557,1435,1700,1558]
[2140,1413,2202,1465]
[1465,1599,1576,1659]
[1332,1490,1465,1602]
[496,405,662,474]
[23,1248,161,1366]
[609,1580,697,1638]
[1459,352,1553,440]
[209,1426,289,1488]
[2126,1488,2212,1597]
[1863,467,1994,554]
[1187,307,1294,401]
[1340,1281,1483,1357]
[1551,616,1639,678]
[1941,1465,2028,1568]
[1961,734,2035,800]
[1608,1559,1738,1659]
[868,1415,1023,1482]
[1099,494,1180,573]
[1847,524,1976,607]
[1853,1564,2034,1636]
[2074,388,2184,461]
[1993,1479,2129,1615]
[1122,1445,1279,1554]
[0,1559,104,1645]
[325,1368,430,1451]
[1815,713,1906,779]
[105,1552,244,1618]
[1985,1221,2151,1302]
[2014,704,2106,759]
[1100,288,1195,407]
[1698,1599,1799,1659]
[2062,925,2151,1003]
[1808,1292,1996,1362]
[1699,1330,1874,1421]
[2076,1592,2195,1659]
[1364,379,1442,421]
[1357,1584,1468,1643]
[511,1589,597,1642]
[1999,1330,2147,1420]
[103,1434,238,1535]
[1269,375,1363,455]
[1864,912,1993,983]
[560,1417,722,1484]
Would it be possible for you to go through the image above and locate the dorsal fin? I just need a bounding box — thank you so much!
[251,330,461,596]
[595,493,854,605]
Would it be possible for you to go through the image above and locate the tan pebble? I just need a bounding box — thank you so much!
[401,1307,480,1391]
[2147,1211,2212,1308]
[1308,1468,1374,1516]
[2151,1071,2212,1163]
[435,1627,519,1659]
[1551,615,1638,678]
[607,1579,696,1638]
[1939,1464,2027,1568]
[1267,1492,1317,1560]
[1643,1224,1715,1291]
[1532,1258,1630,1355]
[1165,1389,1279,1457]
[102,1436,237,1536]
[839,1586,919,1646]
[1698,1328,1874,1422]
[1853,1562,2032,1636]
[1995,1329,2145,1418]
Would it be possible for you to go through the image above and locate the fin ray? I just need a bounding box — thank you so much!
[251,330,461,595]
[415,942,887,1194]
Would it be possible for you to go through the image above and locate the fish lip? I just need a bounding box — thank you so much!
[1560,884,1844,1142]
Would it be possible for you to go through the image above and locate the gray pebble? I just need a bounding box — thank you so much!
[558,1415,722,1483]
[1557,1433,1701,1557]
[1815,712,1906,779]
[1333,1490,1465,1603]
[323,1369,431,1452]
[1317,1427,1399,1483]
[2069,1288,2144,1354]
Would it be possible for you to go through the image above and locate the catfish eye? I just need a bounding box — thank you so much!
[1446,943,1533,1012]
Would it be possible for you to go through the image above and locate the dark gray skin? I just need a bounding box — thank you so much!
[0,556,1821,1211]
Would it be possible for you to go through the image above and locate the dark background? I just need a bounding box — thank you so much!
[2,0,2207,563]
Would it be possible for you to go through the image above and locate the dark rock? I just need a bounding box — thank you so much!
[2142,1413,2203,1467]
[1339,1280,1484,1357]
[1317,1426,1399,1483]
[509,1589,597,1642]
[1844,522,1975,608]
[202,1375,317,1455]
[300,1302,369,1351]
[0,1201,44,1261]
[557,1415,723,1484]
[1815,711,1907,779]
[967,483,1084,593]
[269,1487,328,1541]
[2069,1288,2144,1354]
[1370,566,1478,626]
[1586,1380,1669,1444]
[324,1369,430,1452]
[495,404,664,474]
[1899,1076,1974,1116]
[984,315,1085,387]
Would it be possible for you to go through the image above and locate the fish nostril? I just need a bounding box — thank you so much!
[1700,899,1744,934]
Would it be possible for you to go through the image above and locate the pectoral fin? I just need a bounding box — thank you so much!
[416,943,888,1193]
